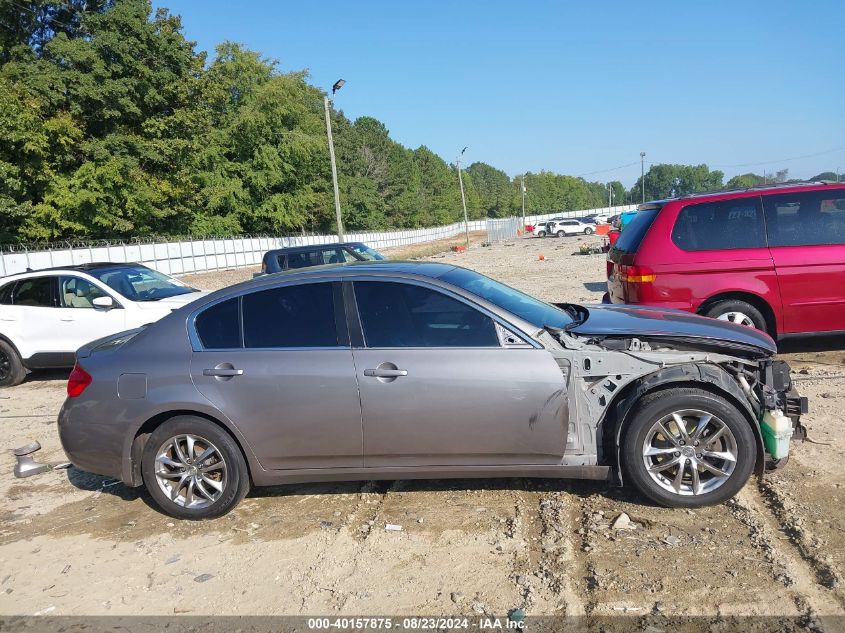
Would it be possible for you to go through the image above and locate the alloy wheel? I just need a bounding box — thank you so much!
[716,311,755,327]
[154,434,228,509]
[641,409,738,496]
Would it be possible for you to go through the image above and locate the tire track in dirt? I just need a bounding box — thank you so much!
[296,481,392,612]
[732,487,844,621]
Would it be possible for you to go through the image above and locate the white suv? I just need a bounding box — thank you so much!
[0,263,206,386]
[545,219,595,237]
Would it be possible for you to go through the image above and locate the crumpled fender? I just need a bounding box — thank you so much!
[609,362,765,484]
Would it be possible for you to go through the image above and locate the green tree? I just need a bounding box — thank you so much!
[630,163,724,201]
[465,162,511,217]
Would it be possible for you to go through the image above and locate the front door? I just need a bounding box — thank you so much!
[189,282,363,470]
[57,276,126,353]
[763,190,845,334]
[349,280,569,467]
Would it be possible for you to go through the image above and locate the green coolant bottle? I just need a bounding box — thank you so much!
[761,410,793,460]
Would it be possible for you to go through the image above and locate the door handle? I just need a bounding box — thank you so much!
[203,368,244,377]
[60,316,75,322]
[364,368,408,378]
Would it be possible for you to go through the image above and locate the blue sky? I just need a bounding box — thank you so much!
[152,0,845,186]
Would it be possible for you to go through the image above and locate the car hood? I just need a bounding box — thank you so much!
[134,290,209,311]
[570,304,776,357]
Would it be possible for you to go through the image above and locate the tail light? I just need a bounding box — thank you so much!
[618,264,656,283]
[67,363,92,398]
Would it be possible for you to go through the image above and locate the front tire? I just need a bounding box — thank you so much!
[621,388,756,508]
[0,340,26,387]
[584,227,594,235]
[703,299,766,332]
[142,416,250,519]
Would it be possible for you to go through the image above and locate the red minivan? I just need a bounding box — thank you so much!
[606,182,845,338]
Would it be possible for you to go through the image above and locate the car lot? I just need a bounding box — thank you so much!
[2,235,845,621]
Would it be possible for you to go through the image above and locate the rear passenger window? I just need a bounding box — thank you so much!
[763,191,845,247]
[12,277,56,307]
[672,198,766,251]
[196,298,241,349]
[286,251,324,269]
[242,283,337,348]
[354,282,498,348]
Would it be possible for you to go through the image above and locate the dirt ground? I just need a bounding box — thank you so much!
[2,233,845,625]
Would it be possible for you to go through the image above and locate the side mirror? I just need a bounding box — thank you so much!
[92,296,115,310]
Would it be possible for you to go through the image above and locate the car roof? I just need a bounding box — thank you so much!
[1,261,146,280]
[639,181,845,210]
[264,242,366,256]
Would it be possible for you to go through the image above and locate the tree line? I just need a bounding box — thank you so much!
[0,1,838,244]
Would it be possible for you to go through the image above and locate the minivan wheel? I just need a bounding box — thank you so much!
[141,416,249,519]
[0,340,26,387]
[621,388,756,508]
[556,230,565,238]
[704,300,766,331]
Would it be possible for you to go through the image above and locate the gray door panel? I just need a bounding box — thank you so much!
[190,350,363,470]
[354,348,568,467]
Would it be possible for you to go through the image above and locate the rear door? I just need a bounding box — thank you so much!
[189,281,363,470]
[763,189,845,333]
[4,276,66,362]
[349,279,569,467]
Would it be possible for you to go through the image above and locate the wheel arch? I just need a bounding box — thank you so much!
[697,291,778,338]
[128,409,254,487]
[601,363,765,485]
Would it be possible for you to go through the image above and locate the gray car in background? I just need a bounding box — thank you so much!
[58,262,804,519]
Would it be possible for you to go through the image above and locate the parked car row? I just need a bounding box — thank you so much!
[535,218,596,237]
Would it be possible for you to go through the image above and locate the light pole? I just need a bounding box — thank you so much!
[324,79,345,242]
[521,175,527,232]
[640,152,646,204]
[457,147,469,248]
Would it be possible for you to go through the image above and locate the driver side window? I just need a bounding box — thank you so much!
[354,281,499,348]
[59,276,108,309]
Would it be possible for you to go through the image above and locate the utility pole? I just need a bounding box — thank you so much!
[521,175,526,232]
[608,182,613,208]
[325,79,346,242]
[640,152,646,204]
[457,147,469,248]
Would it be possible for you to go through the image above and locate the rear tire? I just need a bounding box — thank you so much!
[703,299,767,332]
[621,388,756,508]
[556,230,565,238]
[537,230,546,238]
[0,340,26,387]
[142,416,250,519]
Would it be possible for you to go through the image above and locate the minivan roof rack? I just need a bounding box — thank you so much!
[675,179,840,200]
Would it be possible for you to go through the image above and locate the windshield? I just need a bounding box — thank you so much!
[89,265,198,301]
[440,267,575,329]
[349,244,385,261]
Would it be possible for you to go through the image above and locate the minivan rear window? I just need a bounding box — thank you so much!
[612,209,659,253]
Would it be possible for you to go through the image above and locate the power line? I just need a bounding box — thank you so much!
[1,0,78,32]
[709,146,845,169]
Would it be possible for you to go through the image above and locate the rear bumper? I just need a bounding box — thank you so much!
[57,401,125,482]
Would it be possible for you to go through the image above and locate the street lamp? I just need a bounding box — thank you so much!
[324,79,345,241]
[640,152,646,204]
[456,147,469,248]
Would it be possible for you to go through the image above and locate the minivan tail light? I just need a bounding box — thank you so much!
[619,265,656,283]
[67,363,92,398]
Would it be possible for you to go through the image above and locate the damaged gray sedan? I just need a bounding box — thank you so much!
[58,262,806,519]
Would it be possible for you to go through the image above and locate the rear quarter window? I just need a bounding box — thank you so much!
[612,209,659,253]
[672,197,766,251]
